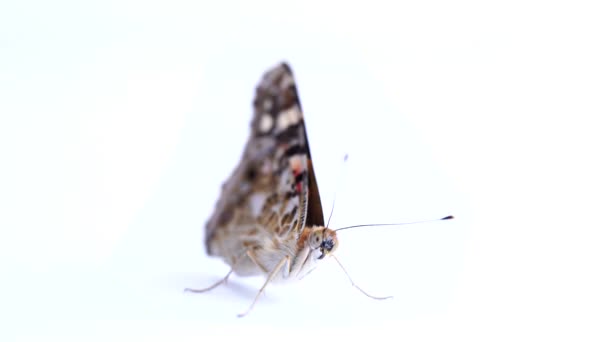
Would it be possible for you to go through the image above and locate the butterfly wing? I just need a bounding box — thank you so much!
[205,62,324,265]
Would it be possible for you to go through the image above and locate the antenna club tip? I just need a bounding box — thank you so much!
[441,215,454,220]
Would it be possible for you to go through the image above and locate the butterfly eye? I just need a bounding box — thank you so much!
[321,238,334,252]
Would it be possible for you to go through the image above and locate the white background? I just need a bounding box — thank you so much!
[1,0,607,340]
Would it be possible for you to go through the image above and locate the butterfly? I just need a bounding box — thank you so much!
[185,62,452,317]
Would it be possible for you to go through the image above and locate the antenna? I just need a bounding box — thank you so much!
[326,154,349,228]
[334,215,454,232]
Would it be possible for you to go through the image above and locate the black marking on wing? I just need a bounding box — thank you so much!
[305,157,325,227]
[205,62,325,255]
[284,144,307,159]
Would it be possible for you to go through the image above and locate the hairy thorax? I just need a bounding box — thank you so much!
[208,226,331,282]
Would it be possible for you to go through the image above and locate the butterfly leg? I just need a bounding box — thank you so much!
[246,249,269,273]
[237,255,290,318]
[332,255,393,300]
[184,253,248,293]
[184,269,233,293]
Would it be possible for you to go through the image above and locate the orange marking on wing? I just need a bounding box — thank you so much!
[297,227,312,250]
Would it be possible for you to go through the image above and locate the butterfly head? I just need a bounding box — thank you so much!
[308,226,339,260]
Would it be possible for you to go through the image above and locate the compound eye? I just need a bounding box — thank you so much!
[321,237,335,252]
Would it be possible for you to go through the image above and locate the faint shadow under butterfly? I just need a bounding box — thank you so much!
[185,62,453,317]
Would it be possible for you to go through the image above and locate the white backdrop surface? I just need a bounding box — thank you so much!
[1,1,606,340]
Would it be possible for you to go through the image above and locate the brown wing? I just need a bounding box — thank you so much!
[205,62,324,258]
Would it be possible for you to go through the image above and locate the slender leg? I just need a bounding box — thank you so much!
[184,253,247,293]
[297,267,316,281]
[237,255,290,318]
[247,249,269,273]
[184,269,233,293]
[332,255,392,300]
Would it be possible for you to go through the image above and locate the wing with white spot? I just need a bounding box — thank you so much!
[205,62,324,259]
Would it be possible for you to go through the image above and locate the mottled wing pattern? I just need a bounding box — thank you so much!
[205,62,324,267]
